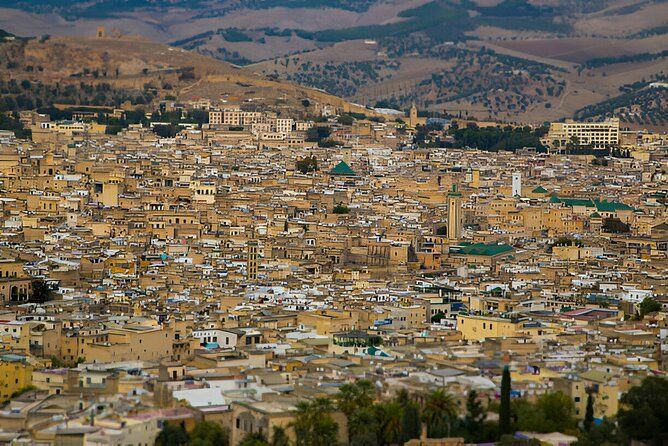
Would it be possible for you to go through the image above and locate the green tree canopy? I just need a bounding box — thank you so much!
[464,390,487,442]
[188,421,229,446]
[291,398,339,446]
[618,376,668,446]
[156,423,189,446]
[422,389,457,438]
[333,203,350,214]
[513,392,576,434]
[639,297,661,317]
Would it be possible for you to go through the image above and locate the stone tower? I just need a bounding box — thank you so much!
[247,239,259,281]
[447,184,462,241]
[409,102,418,127]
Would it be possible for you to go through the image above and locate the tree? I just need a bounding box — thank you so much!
[291,398,339,446]
[338,114,354,125]
[188,421,229,446]
[431,312,446,323]
[574,419,618,446]
[296,155,318,174]
[271,426,289,446]
[337,380,375,420]
[239,432,269,446]
[337,380,375,445]
[583,392,594,432]
[422,389,457,438]
[639,297,661,317]
[156,423,189,446]
[396,389,421,442]
[349,406,379,446]
[499,365,511,437]
[514,392,576,434]
[464,390,486,442]
[602,217,630,233]
[374,400,403,445]
[333,204,350,214]
[153,124,181,138]
[305,126,331,142]
[31,279,54,303]
[618,376,668,446]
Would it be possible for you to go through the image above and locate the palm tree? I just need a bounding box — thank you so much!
[337,380,375,444]
[349,406,379,446]
[374,401,404,446]
[337,380,375,420]
[291,398,339,446]
[394,389,421,442]
[422,389,457,438]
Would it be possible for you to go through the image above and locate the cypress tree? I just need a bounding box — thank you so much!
[499,365,511,437]
[584,392,594,432]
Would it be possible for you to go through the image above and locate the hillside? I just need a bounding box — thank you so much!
[0,34,372,116]
[0,0,667,127]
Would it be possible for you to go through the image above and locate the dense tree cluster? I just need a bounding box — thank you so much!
[0,109,31,139]
[602,217,630,234]
[296,155,318,174]
[450,125,546,152]
[155,375,668,446]
[0,78,156,112]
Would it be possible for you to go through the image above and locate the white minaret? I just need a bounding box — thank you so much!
[512,171,521,197]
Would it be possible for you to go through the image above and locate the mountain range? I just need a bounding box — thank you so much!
[0,0,666,127]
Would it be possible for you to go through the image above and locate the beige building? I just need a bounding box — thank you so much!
[546,118,620,150]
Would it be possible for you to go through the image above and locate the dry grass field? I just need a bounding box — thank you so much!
[492,37,668,64]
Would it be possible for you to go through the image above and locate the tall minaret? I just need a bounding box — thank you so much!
[447,184,462,241]
[247,239,259,281]
[512,171,521,197]
[409,102,418,127]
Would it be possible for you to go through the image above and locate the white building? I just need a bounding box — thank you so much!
[512,171,521,197]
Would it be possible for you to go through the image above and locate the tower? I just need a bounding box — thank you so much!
[247,239,259,281]
[447,184,462,241]
[409,102,418,127]
[466,168,480,188]
[512,171,521,197]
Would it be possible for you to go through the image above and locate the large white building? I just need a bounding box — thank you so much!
[545,118,620,150]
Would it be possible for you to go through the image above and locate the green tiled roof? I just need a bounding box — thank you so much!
[450,242,514,257]
[559,198,595,207]
[329,161,356,176]
[594,199,634,212]
[447,184,462,197]
[551,196,635,212]
[532,186,548,194]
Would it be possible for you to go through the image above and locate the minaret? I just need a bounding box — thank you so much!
[512,171,521,197]
[409,102,418,127]
[247,239,259,281]
[447,184,462,240]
